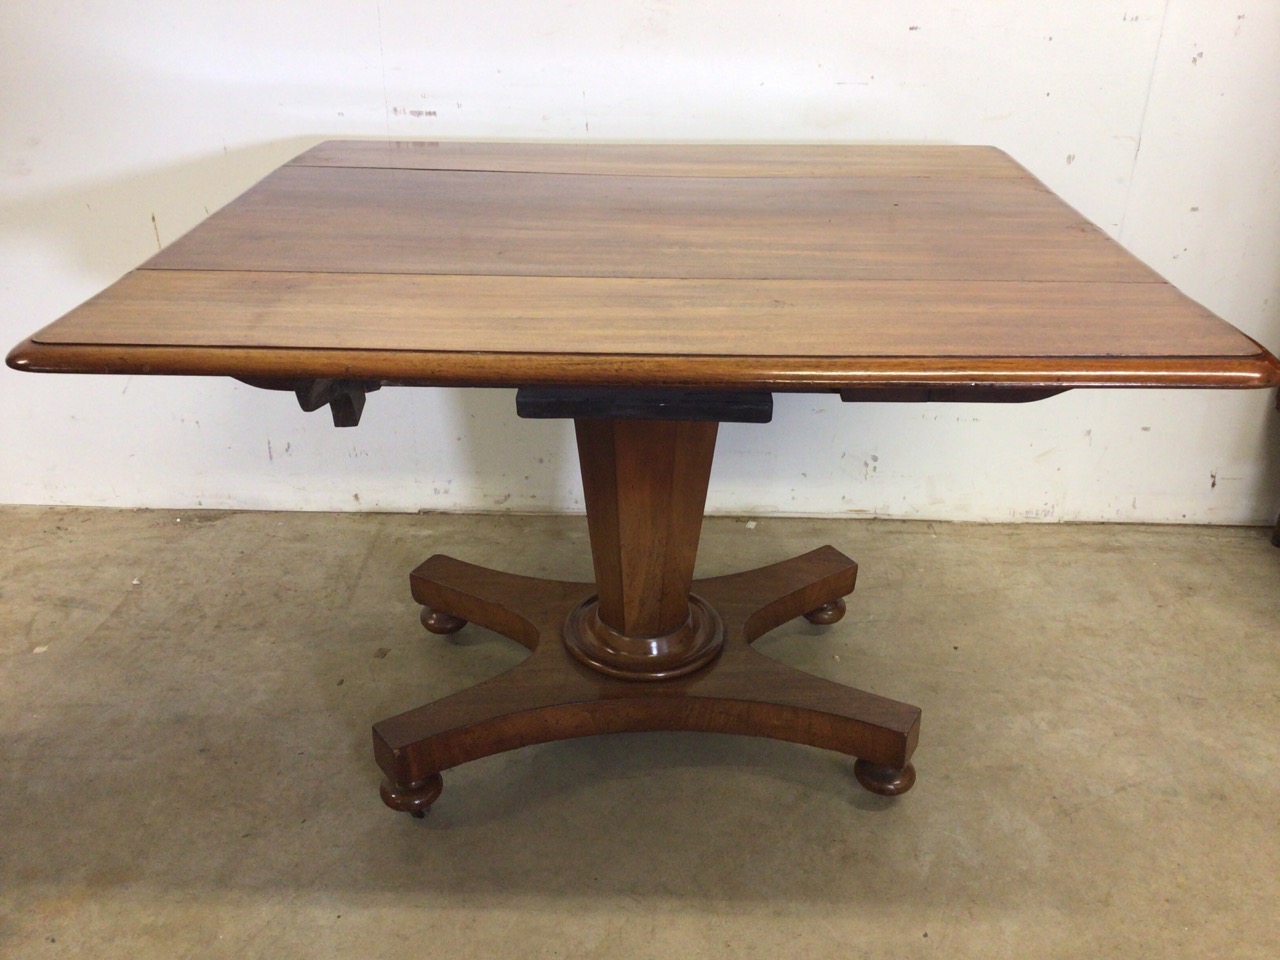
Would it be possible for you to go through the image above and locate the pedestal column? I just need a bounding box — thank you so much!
[565,418,724,679]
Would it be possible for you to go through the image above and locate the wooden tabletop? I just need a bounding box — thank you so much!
[9,140,1280,391]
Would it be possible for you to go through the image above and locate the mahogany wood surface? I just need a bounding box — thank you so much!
[140,166,1152,282]
[9,140,1280,390]
[568,419,724,680]
[577,419,715,637]
[379,547,918,815]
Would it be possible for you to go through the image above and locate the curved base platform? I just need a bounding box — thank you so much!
[372,546,921,814]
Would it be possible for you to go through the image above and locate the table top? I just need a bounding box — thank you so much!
[9,140,1280,392]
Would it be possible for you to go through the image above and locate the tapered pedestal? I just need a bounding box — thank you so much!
[373,414,920,815]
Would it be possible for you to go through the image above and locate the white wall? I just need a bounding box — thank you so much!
[2,2,1278,523]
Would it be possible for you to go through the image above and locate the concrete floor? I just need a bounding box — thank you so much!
[1,506,1277,958]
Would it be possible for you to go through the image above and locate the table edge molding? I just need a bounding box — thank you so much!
[10,339,1280,391]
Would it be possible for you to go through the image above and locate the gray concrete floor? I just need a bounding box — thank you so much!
[1,506,1278,958]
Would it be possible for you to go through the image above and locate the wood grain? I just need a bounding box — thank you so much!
[9,140,1280,390]
[143,166,1150,283]
[575,418,717,636]
[24,270,1255,358]
[11,336,1278,390]
[381,547,916,804]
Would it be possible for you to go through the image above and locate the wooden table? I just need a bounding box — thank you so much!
[10,141,1280,815]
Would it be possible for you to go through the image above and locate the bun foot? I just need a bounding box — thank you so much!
[380,773,444,817]
[421,608,467,635]
[803,598,846,625]
[854,759,916,797]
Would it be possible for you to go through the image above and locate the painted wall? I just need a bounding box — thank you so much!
[3,2,1278,522]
